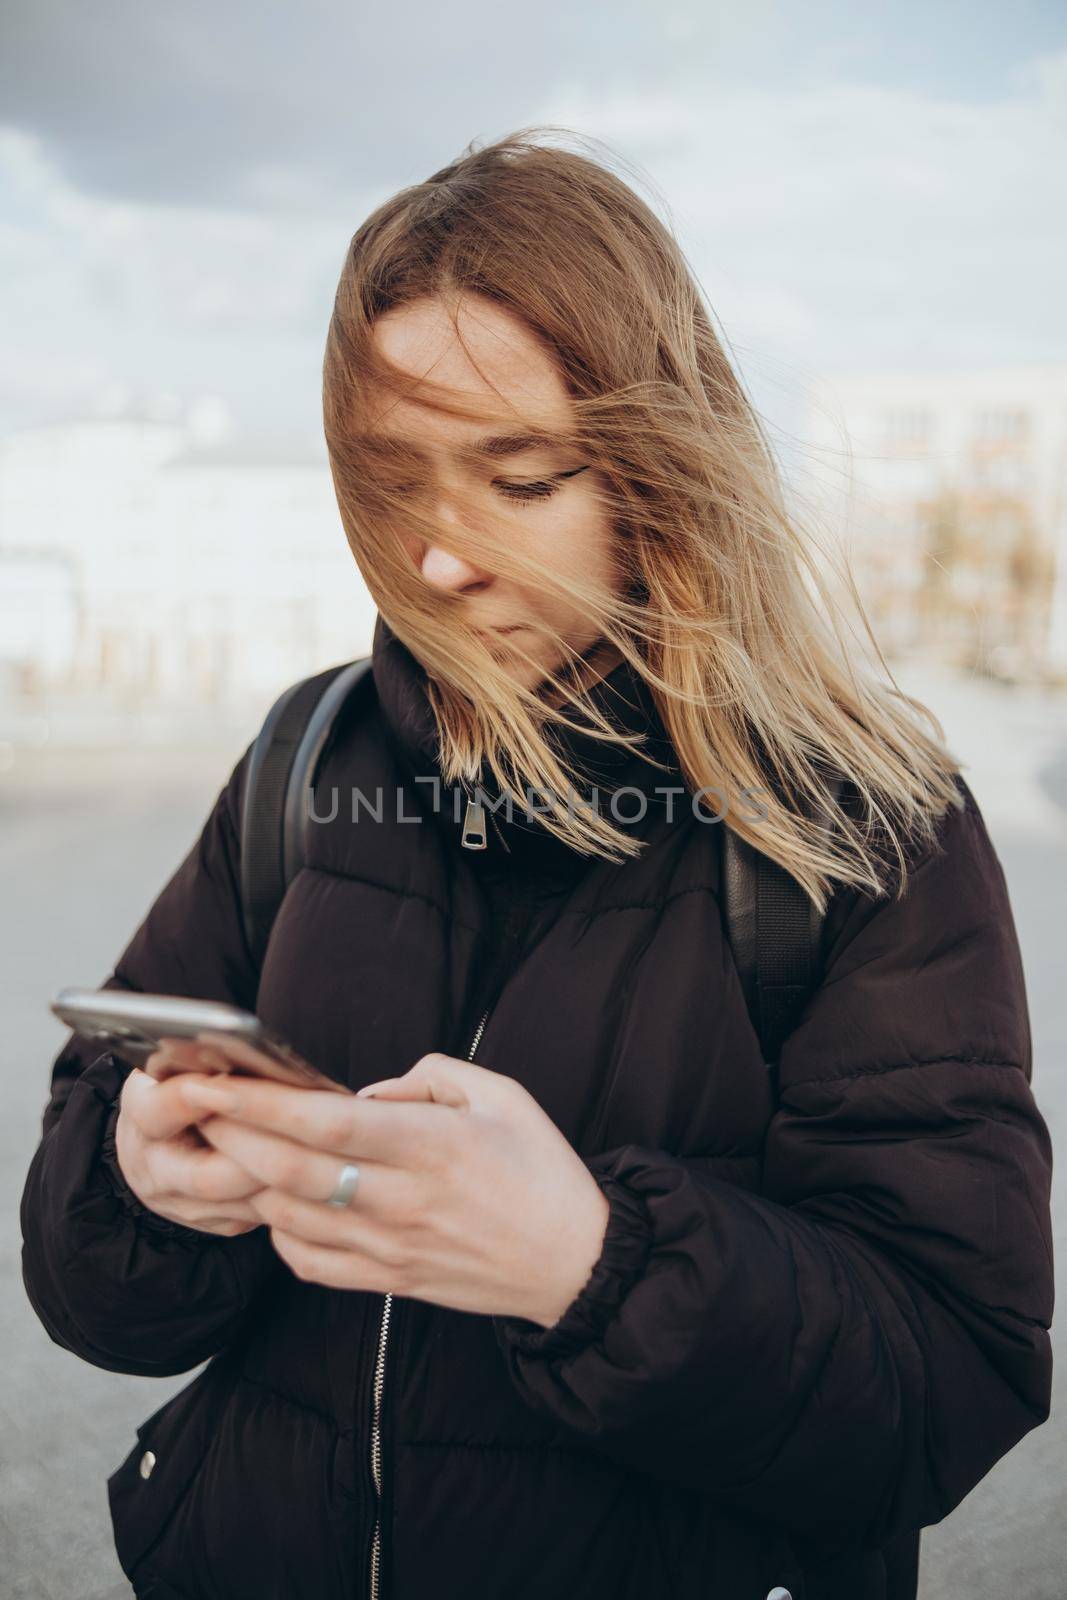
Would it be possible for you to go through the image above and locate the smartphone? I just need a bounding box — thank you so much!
[50,987,350,1094]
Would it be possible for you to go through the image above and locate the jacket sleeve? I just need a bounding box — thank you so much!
[20,740,281,1378]
[492,776,1054,1553]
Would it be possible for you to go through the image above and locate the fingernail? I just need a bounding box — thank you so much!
[184,1081,239,1113]
[355,1086,379,1098]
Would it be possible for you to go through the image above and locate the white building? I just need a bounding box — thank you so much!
[0,400,378,730]
[799,364,1067,684]
[0,548,79,690]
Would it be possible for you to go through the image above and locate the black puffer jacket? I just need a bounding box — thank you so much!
[21,619,1054,1600]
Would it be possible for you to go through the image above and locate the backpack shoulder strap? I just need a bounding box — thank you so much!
[239,656,374,970]
[721,775,844,1077]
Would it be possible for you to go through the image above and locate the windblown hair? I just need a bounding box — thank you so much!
[322,125,964,911]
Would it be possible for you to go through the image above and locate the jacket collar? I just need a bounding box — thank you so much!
[370,614,681,865]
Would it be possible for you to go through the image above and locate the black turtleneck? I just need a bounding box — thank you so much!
[370,615,684,1041]
[371,608,681,876]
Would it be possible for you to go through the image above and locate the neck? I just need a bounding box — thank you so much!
[537,637,626,712]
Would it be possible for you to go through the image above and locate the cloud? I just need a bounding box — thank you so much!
[1,26,1064,440]
[3,0,1063,210]
[541,56,1067,376]
[0,0,697,211]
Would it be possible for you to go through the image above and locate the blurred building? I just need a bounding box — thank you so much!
[0,396,378,740]
[801,364,1067,685]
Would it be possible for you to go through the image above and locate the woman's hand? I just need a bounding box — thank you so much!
[182,1054,611,1328]
[113,1039,268,1237]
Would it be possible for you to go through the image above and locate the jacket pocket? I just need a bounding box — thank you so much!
[108,1355,236,1584]
[652,1487,809,1600]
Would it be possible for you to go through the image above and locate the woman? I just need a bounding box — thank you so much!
[21,129,1053,1600]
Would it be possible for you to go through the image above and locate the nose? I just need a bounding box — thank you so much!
[406,473,495,601]
[419,542,491,596]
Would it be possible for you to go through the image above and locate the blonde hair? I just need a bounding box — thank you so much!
[322,126,964,912]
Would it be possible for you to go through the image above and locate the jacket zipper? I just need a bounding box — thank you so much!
[366,1003,491,1600]
[367,784,516,1600]
[461,790,488,850]
[461,775,511,853]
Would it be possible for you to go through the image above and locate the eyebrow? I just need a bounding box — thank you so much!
[352,429,573,466]
[469,431,569,460]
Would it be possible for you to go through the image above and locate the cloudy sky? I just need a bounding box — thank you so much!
[2,0,1065,448]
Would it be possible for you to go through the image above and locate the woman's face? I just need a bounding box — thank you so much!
[366,293,621,691]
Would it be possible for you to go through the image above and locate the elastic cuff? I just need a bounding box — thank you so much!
[495,1169,653,1359]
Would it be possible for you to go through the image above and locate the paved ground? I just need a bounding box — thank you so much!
[1,665,1064,1599]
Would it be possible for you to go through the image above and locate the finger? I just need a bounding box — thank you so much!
[147,1205,263,1237]
[172,1198,264,1230]
[252,1189,410,1272]
[147,1126,267,1203]
[357,1053,495,1110]
[270,1227,397,1294]
[199,1115,403,1212]
[181,1074,459,1164]
[355,1077,429,1102]
[123,1068,235,1141]
[209,1198,264,1225]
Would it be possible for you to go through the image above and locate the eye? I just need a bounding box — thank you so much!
[495,479,560,504]
[494,465,589,506]
[382,464,589,507]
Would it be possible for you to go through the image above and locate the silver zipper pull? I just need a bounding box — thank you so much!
[461,794,488,849]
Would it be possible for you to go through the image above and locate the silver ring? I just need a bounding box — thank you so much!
[325,1162,360,1208]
